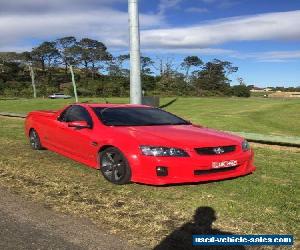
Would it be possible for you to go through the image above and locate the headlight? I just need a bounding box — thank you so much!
[140,146,189,157]
[242,140,250,152]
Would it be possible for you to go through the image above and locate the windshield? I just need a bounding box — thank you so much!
[92,107,191,126]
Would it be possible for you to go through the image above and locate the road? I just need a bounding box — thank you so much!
[0,187,136,250]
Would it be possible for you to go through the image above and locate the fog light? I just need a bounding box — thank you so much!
[156,166,168,177]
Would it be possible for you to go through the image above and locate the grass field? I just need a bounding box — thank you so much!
[0,98,299,248]
[0,97,299,137]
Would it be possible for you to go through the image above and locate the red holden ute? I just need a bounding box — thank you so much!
[25,104,256,185]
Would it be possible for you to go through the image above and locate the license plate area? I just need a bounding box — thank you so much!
[212,160,238,169]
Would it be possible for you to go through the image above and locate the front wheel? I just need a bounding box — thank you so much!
[29,129,43,150]
[100,147,131,185]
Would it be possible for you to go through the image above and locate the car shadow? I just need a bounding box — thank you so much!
[154,206,246,250]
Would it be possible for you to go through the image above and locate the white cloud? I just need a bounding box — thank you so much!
[0,0,300,62]
[201,0,217,3]
[145,48,300,63]
[185,7,209,13]
[158,0,182,15]
[144,47,234,56]
[0,0,125,14]
[141,10,300,49]
[0,7,163,51]
[233,50,300,62]
[260,50,300,60]
[199,0,239,8]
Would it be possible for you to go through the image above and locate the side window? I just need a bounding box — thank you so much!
[65,106,93,127]
[58,106,71,122]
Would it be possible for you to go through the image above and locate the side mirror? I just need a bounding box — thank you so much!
[68,121,90,129]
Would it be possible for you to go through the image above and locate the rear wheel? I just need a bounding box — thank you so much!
[100,147,131,185]
[29,129,43,150]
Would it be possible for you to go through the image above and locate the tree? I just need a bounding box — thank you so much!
[76,38,111,79]
[154,57,187,95]
[69,65,79,102]
[107,54,130,77]
[193,59,238,96]
[55,36,77,73]
[181,56,203,79]
[232,85,250,97]
[31,41,59,71]
[0,52,20,74]
[0,52,19,64]
[141,56,154,75]
[20,52,37,98]
[213,59,238,77]
[237,77,246,86]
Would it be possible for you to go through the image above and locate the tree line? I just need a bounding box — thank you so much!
[0,36,251,98]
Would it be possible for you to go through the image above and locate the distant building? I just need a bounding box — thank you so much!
[250,86,274,93]
[264,88,273,92]
[250,86,264,92]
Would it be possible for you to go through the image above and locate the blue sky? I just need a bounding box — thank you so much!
[0,0,299,87]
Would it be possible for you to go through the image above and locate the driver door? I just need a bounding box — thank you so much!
[56,105,97,163]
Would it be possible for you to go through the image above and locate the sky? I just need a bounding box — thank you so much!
[0,0,299,87]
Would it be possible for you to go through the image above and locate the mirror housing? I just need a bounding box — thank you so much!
[68,121,90,129]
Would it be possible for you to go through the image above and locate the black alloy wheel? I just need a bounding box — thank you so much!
[29,129,43,150]
[100,147,131,185]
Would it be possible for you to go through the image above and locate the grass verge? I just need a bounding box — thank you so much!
[0,97,300,137]
[0,117,299,249]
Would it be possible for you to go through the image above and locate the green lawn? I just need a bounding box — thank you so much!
[0,97,299,137]
[0,115,299,248]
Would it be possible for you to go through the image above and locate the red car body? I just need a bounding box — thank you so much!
[25,104,256,185]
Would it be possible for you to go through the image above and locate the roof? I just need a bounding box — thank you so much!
[84,103,150,108]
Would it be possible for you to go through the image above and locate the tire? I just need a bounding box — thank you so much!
[100,147,131,185]
[29,129,43,150]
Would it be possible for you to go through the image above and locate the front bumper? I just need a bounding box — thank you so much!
[130,150,256,185]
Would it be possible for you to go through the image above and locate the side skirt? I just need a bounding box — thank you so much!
[42,142,98,169]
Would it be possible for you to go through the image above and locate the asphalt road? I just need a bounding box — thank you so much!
[0,187,136,250]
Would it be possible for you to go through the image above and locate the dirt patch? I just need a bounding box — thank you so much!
[0,116,25,121]
[251,142,300,152]
[0,186,136,250]
[0,140,188,248]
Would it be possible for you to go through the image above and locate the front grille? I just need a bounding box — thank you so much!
[194,166,238,175]
[195,145,236,155]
